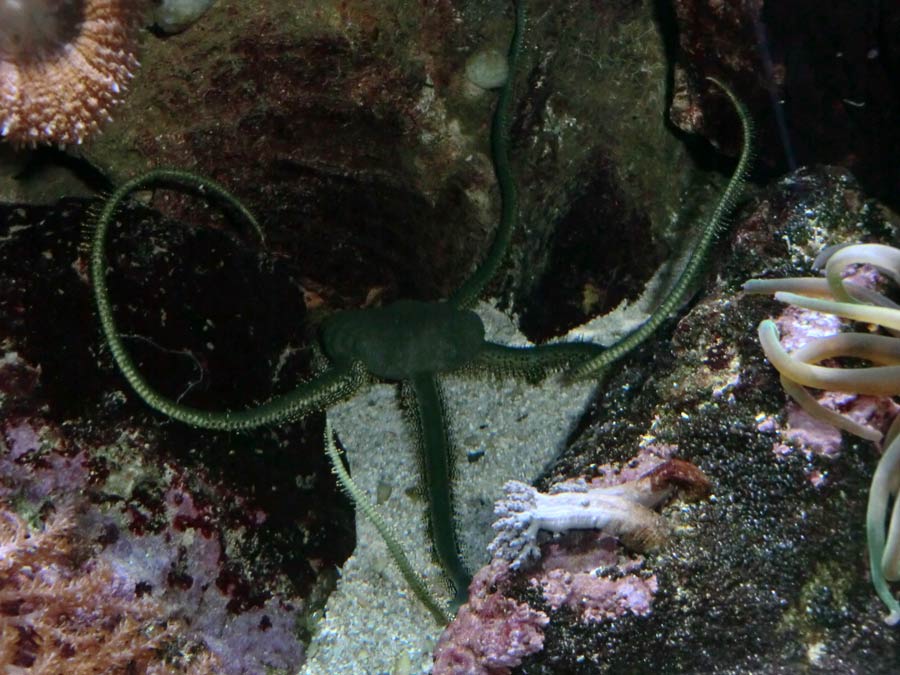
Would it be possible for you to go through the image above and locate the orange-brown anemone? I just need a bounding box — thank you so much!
[0,0,144,147]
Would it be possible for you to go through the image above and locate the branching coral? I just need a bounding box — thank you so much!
[744,242,900,624]
[0,502,218,673]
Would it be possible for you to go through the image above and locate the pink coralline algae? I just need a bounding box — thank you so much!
[432,560,549,675]
[0,412,305,674]
[779,394,900,462]
[533,541,658,622]
[0,503,219,673]
[751,261,900,467]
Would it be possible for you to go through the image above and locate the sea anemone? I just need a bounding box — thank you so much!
[745,242,900,625]
[0,0,143,147]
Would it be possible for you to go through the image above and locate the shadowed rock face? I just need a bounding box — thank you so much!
[87,0,496,307]
[668,0,900,213]
[79,0,701,338]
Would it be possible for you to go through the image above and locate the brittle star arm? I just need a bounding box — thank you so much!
[471,340,602,382]
[566,77,754,381]
[462,79,753,385]
[447,0,526,310]
[91,169,368,431]
[323,420,451,625]
[401,373,473,608]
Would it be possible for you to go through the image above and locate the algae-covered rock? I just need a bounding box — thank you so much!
[518,166,900,674]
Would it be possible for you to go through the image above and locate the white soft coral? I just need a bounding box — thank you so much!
[488,458,711,569]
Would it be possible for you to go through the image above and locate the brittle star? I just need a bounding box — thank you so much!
[89,0,751,620]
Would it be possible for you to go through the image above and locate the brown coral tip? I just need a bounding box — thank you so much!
[0,0,143,147]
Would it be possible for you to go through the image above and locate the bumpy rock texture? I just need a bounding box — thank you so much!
[516,166,900,674]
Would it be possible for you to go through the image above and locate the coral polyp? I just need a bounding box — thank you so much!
[0,0,142,147]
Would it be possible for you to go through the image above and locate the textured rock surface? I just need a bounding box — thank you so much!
[516,166,900,674]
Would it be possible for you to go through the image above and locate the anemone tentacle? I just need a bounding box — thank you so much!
[746,241,900,624]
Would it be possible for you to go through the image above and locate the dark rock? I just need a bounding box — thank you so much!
[669,0,900,212]
[521,166,900,674]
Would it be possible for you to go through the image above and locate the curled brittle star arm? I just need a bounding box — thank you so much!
[91,169,367,430]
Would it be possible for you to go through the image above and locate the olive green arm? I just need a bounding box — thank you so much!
[323,421,452,625]
[404,374,471,609]
[471,340,603,383]
[449,0,527,309]
[566,77,755,381]
[90,168,367,430]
